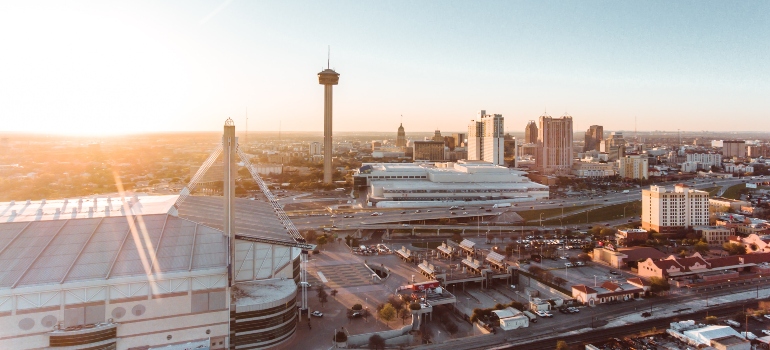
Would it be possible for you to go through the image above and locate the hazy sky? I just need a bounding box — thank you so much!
[1,1,768,135]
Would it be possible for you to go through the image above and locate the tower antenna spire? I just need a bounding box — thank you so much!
[327,45,330,69]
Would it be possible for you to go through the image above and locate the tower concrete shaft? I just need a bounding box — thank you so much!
[223,118,237,285]
[318,68,339,184]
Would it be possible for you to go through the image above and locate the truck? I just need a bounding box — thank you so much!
[493,203,512,208]
[398,280,441,292]
[522,311,538,323]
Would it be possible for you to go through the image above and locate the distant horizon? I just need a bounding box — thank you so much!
[1,1,768,134]
[2,128,769,139]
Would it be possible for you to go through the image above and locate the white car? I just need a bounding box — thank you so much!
[762,330,770,336]
[535,310,548,317]
[311,311,323,317]
[564,263,573,267]
[299,282,311,288]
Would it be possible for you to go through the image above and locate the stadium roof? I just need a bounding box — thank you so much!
[1,195,178,223]
[176,196,296,243]
[0,193,300,290]
[0,214,226,290]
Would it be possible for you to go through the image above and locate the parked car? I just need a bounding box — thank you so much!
[311,311,323,317]
[564,262,573,267]
[609,271,620,275]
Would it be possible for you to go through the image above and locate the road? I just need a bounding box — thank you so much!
[418,278,767,350]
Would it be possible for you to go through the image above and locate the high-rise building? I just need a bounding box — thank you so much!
[685,152,721,169]
[467,110,504,165]
[468,118,483,161]
[453,133,466,148]
[642,184,709,234]
[309,141,321,155]
[524,120,538,144]
[601,132,626,161]
[413,141,445,161]
[584,125,603,152]
[536,115,573,174]
[618,154,649,180]
[722,140,746,158]
[444,136,456,150]
[396,123,406,147]
[432,130,443,142]
[318,66,340,184]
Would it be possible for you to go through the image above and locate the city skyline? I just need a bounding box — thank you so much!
[1,1,769,135]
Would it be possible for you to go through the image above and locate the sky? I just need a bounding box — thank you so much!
[0,0,768,135]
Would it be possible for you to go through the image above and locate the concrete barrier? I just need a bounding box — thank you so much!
[346,325,413,347]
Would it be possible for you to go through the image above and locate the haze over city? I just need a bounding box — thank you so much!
[1,0,769,135]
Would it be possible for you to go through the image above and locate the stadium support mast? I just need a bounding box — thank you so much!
[224,118,237,286]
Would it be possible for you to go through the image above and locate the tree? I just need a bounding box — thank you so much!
[398,308,410,325]
[379,303,397,326]
[387,295,405,311]
[555,340,569,350]
[722,242,747,256]
[649,277,670,294]
[409,302,421,311]
[330,289,338,297]
[553,277,568,287]
[577,253,591,262]
[451,233,463,243]
[317,285,328,307]
[705,315,718,324]
[317,235,328,249]
[334,331,348,343]
[352,303,363,311]
[303,230,318,243]
[368,334,385,350]
[694,241,710,254]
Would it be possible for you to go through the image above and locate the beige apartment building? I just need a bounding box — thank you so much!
[618,154,649,180]
[694,226,734,245]
[642,184,709,233]
[571,161,615,178]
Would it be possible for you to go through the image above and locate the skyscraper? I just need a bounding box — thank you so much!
[396,123,406,147]
[318,66,340,184]
[452,133,466,148]
[536,114,573,174]
[467,110,504,165]
[432,130,443,142]
[524,120,538,144]
[601,132,626,161]
[584,125,603,152]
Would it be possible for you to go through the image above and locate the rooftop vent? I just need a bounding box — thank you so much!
[104,206,110,217]
[26,199,31,205]
[88,207,93,215]
[9,200,14,205]
[41,199,46,204]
